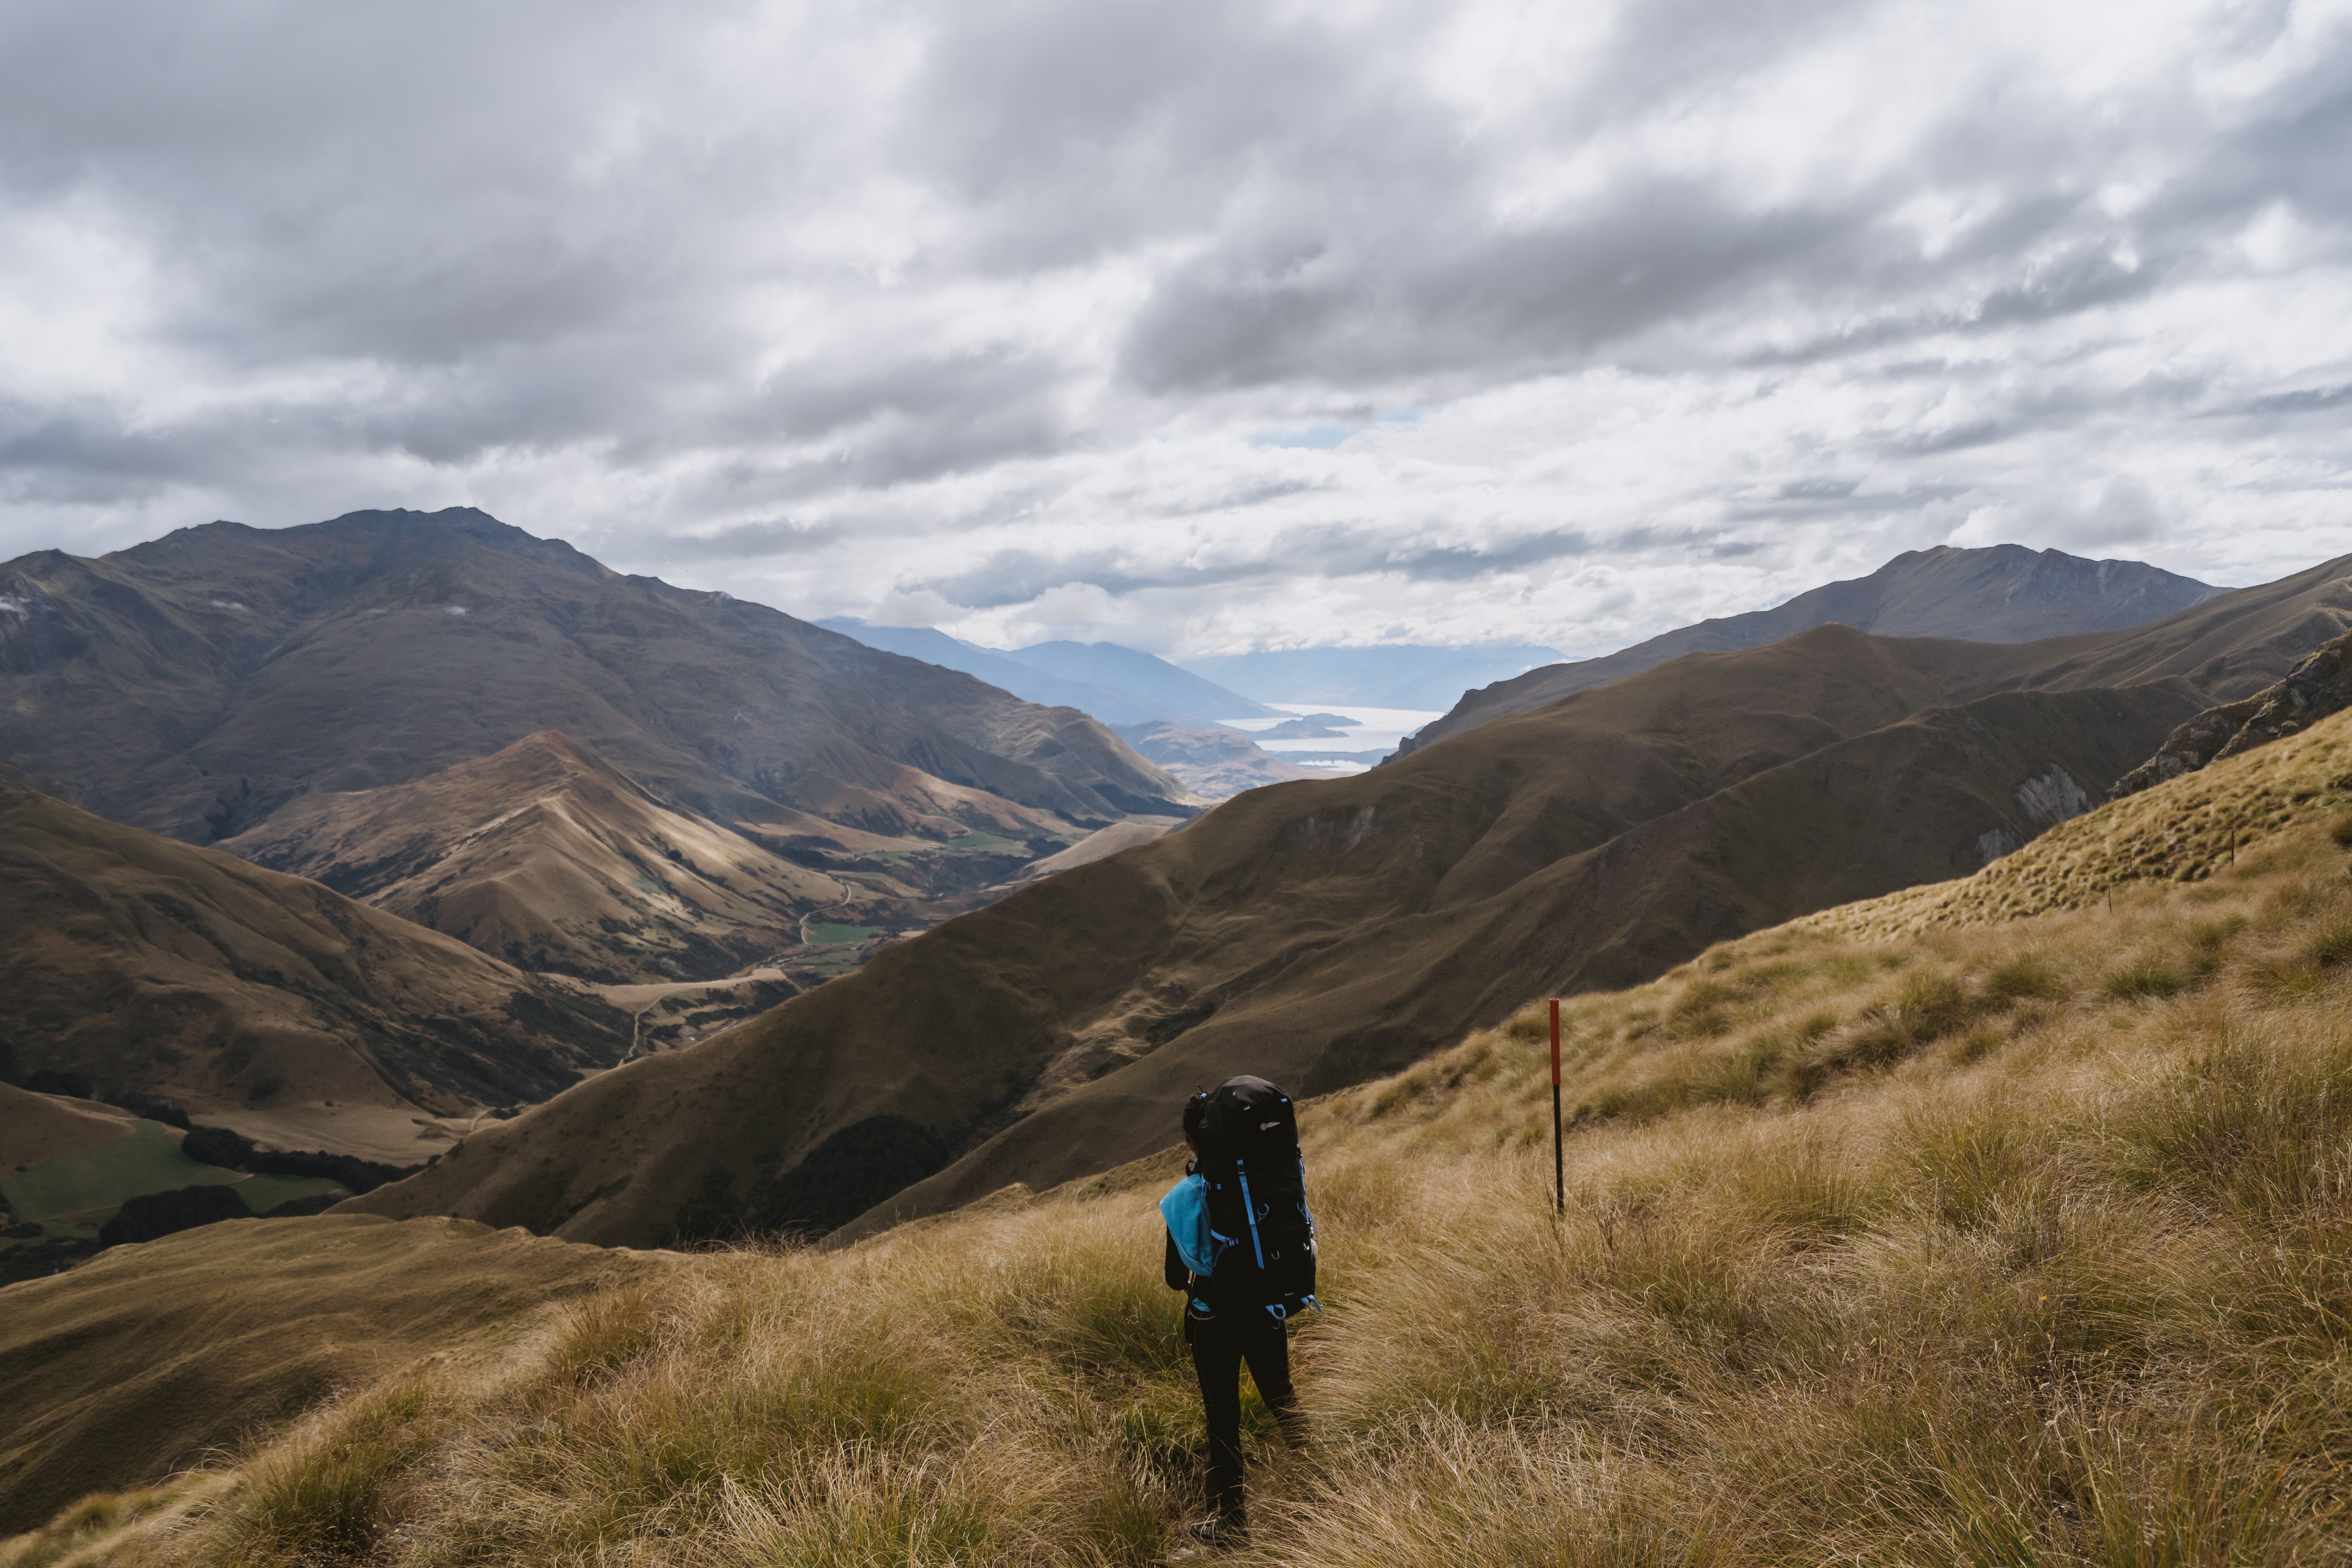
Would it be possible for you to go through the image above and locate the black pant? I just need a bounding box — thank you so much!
[1189,1301,1301,1520]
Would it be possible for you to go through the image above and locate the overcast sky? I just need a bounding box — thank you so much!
[1,1,2347,657]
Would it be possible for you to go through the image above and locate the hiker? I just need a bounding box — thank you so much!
[1161,1075,1319,1545]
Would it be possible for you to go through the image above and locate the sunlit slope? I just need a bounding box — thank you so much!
[25,715,2352,1567]
[0,1214,659,1538]
[348,624,2200,1248]
[0,785,630,1120]
[221,731,842,984]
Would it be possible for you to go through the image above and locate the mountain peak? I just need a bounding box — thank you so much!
[1399,542,2226,755]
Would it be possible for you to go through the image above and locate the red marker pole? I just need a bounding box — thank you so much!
[1549,997,1564,1217]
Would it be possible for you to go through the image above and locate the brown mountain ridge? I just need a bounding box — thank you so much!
[218,730,844,985]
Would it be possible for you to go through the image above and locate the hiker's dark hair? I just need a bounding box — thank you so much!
[1182,1090,1208,1147]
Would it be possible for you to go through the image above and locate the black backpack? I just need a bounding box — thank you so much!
[1191,1075,1319,1320]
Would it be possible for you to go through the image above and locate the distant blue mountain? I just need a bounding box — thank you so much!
[816,621,1260,728]
[1176,645,1568,711]
[1000,642,1276,720]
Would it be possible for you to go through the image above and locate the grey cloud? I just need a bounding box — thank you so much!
[1117,173,1879,392]
[911,524,1603,607]
[1884,421,2008,457]
[2240,384,2352,416]
[1727,483,1970,525]
[653,518,852,561]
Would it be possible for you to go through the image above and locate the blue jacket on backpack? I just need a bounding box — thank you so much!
[1160,1171,1221,1276]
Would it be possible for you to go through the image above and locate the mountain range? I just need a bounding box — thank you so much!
[0,510,1197,1005]
[348,549,2352,1249]
[1397,544,2225,755]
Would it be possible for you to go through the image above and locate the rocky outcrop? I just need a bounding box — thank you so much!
[2112,628,2352,798]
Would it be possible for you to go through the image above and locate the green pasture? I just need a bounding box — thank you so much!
[804,921,880,946]
[0,1120,339,1226]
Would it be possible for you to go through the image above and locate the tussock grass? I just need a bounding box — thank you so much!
[24,712,2352,1565]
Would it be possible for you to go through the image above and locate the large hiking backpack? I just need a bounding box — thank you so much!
[1191,1075,1319,1320]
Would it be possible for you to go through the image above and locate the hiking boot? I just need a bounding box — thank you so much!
[1187,1512,1248,1548]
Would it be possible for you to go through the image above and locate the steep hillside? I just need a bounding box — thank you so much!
[1400,542,2232,755]
[218,731,844,985]
[19,722,2352,1566]
[0,785,630,1137]
[1810,688,2352,941]
[0,507,1186,858]
[346,622,2209,1248]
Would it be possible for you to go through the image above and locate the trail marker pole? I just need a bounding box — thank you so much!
[1549,997,1564,1217]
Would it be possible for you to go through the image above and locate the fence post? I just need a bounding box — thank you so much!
[1549,997,1564,1217]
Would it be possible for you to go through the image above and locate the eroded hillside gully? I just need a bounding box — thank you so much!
[6,635,2352,1562]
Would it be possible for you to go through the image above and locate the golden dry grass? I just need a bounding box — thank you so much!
[15,713,2352,1566]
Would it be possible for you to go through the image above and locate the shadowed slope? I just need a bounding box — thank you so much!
[0,785,630,1121]
[1399,542,2242,755]
[220,732,841,984]
[347,625,2205,1248]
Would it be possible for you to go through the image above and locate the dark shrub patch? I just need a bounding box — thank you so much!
[181,1124,254,1169]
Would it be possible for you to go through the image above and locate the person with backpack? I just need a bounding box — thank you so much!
[1160,1075,1319,1546]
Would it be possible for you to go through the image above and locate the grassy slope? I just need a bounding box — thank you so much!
[0,1216,661,1540]
[17,708,2352,1566]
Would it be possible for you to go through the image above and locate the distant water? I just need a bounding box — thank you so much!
[1218,703,1442,773]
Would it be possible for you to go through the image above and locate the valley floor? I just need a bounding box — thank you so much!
[10,716,2352,1566]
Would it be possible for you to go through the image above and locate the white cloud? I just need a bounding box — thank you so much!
[0,0,2347,655]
